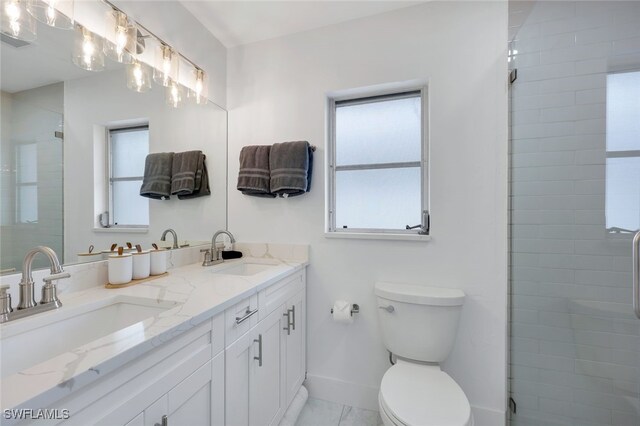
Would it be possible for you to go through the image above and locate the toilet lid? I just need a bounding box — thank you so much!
[380,363,471,426]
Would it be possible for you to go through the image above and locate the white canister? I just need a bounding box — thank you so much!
[150,249,168,275]
[132,250,151,280]
[108,253,133,285]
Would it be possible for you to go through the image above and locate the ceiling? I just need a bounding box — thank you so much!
[1,22,122,94]
[180,1,423,48]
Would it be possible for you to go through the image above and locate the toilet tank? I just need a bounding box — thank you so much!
[375,282,465,363]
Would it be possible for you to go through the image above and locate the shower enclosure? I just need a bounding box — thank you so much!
[0,85,64,273]
[509,1,640,425]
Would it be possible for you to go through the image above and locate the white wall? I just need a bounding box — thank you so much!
[64,70,227,264]
[113,0,227,108]
[227,2,508,423]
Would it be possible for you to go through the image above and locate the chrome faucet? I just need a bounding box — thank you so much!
[160,228,179,249]
[202,230,236,266]
[0,246,70,324]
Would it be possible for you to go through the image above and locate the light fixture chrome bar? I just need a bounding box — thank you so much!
[100,0,204,72]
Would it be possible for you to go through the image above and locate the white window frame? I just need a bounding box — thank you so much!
[326,86,429,238]
[105,124,149,228]
[605,70,640,236]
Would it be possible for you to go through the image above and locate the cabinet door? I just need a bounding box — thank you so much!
[226,309,286,426]
[249,308,286,426]
[225,324,257,426]
[167,351,224,426]
[283,287,306,406]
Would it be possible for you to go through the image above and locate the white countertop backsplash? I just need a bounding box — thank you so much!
[0,243,309,411]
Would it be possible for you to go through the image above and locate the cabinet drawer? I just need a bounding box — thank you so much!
[258,271,304,321]
[225,294,259,347]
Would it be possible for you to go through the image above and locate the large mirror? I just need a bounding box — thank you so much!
[0,12,227,273]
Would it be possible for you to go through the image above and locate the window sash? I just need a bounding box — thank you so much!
[328,87,428,234]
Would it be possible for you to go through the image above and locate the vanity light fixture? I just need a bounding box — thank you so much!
[154,44,178,87]
[188,68,208,105]
[72,24,105,71]
[166,80,184,108]
[26,0,73,30]
[103,9,138,64]
[127,59,151,93]
[1,0,37,42]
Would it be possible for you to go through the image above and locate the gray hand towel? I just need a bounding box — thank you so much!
[177,153,211,199]
[140,152,174,200]
[270,141,312,197]
[171,150,204,196]
[237,145,275,198]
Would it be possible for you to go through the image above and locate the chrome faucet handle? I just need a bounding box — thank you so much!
[40,272,68,306]
[200,249,214,266]
[0,286,13,318]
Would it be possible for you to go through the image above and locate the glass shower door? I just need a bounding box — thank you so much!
[509,1,640,425]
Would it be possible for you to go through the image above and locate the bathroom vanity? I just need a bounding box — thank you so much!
[0,246,308,426]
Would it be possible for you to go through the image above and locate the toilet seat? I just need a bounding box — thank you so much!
[379,361,472,426]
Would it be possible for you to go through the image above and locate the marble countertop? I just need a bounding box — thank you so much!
[1,256,307,411]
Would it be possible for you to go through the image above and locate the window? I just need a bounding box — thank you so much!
[606,71,640,233]
[15,143,38,224]
[327,89,428,236]
[108,125,149,227]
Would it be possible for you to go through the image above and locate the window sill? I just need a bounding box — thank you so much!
[324,232,431,242]
[93,227,149,234]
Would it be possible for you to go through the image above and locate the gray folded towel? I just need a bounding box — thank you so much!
[177,153,211,199]
[237,145,275,198]
[140,152,174,200]
[270,141,312,197]
[171,150,206,197]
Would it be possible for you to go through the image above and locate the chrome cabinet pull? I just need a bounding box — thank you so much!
[154,415,168,426]
[290,305,296,331]
[283,306,295,335]
[378,305,395,313]
[253,334,263,367]
[235,307,258,325]
[633,231,640,319]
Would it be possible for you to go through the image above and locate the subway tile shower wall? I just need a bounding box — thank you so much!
[509,2,640,426]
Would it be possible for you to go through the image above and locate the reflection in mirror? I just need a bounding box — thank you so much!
[0,14,227,274]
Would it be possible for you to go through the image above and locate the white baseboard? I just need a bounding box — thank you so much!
[305,374,506,426]
[472,405,506,426]
[304,374,380,411]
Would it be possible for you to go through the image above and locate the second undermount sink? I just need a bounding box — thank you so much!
[0,296,178,379]
[213,262,279,276]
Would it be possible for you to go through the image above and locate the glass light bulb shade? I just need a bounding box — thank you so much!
[153,44,178,87]
[127,60,151,93]
[187,68,208,105]
[1,0,37,42]
[165,81,184,108]
[26,0,73,29]
[72,24,105,71]
[103,10,138,64]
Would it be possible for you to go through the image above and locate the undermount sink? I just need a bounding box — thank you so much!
[0,296,178,379]
[213,262,278,276]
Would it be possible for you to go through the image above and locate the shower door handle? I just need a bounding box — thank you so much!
[633,231,640,319]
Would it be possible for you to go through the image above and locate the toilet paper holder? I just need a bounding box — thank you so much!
[330,303,359,316]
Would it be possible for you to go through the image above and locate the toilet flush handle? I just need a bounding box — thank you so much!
[378,305,395,313]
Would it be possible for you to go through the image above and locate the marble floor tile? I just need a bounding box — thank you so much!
[338,405,384,426]
[296,398,344,426]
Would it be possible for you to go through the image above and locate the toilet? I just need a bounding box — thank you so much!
[375,282,472,426]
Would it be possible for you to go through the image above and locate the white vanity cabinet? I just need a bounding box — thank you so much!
[50,315,226,426]
[19,267,306,426]
[225,270,306,426]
